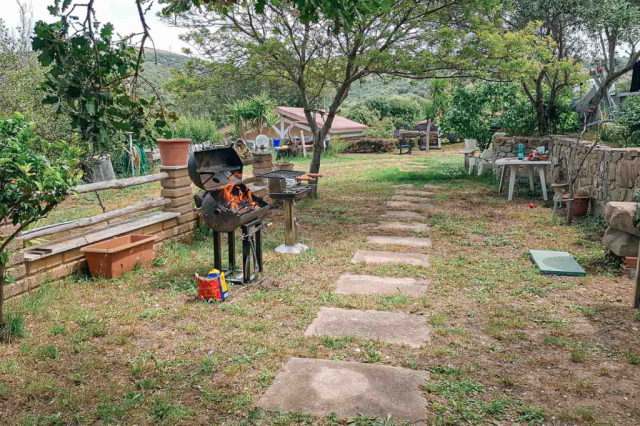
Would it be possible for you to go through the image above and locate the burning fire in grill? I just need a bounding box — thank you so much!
[220,184,258,213]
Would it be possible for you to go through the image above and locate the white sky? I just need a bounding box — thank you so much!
[3,0,191,53]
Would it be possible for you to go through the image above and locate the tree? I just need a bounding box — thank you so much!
[584,0,640,116]
[507,0,586,135]
[165,0,538,172]
[0,113,82,338]
[33,0,176,156]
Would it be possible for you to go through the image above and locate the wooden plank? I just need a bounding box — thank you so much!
[21,198,172,241]
[23,211,180,261]
[72,173,168,194]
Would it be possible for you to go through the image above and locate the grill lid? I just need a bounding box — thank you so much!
[188,146,244,191]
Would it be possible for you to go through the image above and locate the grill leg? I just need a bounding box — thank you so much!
[242,226,251,284]
[228,230,236,271]
[213,230,222,271]
[284,198,296,246]
[255,227,263,273]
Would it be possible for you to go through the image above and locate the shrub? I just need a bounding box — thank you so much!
[616,96,640,146]
[365,94,426,128]
[341,103,381,126]
[364,117,396,138]
[342,138,398,153]
[172,117,223,144]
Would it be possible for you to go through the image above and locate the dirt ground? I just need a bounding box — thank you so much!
[1,146,639,425]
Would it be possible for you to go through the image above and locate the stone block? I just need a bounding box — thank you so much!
[156,227,180,241]
[604,202,640,236]
[62,248,85,263]
[602,227,639,257]
[7,251,24,267]
[161,167,189,179]
[177,211,195,224]
[164,204,193,215]
[161,176,192,189]
[178,222,196,234]
[4,279,29,299]
[7,263,26,280]
[0,224,20,238]
[141,223,163,235]
[161,187,193,198]
[168,194,193,208]
[162,218,178,230]
[46,259,85,280]
[6,238,24,251]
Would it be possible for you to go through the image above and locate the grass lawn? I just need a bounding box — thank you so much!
[1,145,639,425]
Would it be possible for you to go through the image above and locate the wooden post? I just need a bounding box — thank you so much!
[284,199,296,246]
[425,121,431,152]
[300,130,307,158]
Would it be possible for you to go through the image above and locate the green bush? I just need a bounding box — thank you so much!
[365,94,425,128]
[172,117,223,144]
[342,138,398,153]
[341,103,381,126]
[364,117,396,138]
[616,96,640,146]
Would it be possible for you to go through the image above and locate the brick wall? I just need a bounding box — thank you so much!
[2,165,200,301]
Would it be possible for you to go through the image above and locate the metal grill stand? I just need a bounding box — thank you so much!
[276,198,308,254]
[213,218,264,284]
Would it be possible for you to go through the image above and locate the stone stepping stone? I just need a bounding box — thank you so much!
[406,163,427,167]
[376,221,430,232]
[396,190,434,197]
[305,307,430,347]
[367,236,432,247]
[392,195,434,203]
[423,184,440,190]
[391,184,414,189]
[351,250,430,267]
[386,201,433,210]
[335,274,429,296]
[382,211,427,220]
[258,357,430,422]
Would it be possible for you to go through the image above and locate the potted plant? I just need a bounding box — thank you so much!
[565,187,591,217]
[80,234,157,279]
[157,138,192,167]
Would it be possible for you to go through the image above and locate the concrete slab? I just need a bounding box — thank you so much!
[305,307,430,347]
[258,358,430,422]
[381,211,427,220]
[392,195,435,203]
[376,221,430,232]
[386,201,433,210]
[367,236,432,247]
[396,190,434,197]
[391,184,414,189]
[335,274,429,296]
[423,184,440,190]
[351,250,430,267]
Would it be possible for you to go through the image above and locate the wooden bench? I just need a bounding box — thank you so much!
[398,140,413,155]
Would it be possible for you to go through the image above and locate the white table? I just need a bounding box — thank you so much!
[495,158,551,201]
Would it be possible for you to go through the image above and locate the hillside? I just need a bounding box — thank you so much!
[138,48,192,98]
[345,76,432,102]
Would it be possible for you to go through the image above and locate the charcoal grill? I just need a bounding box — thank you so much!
[189,146,270,284]
[257,170,311,254]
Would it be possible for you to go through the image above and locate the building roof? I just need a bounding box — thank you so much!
[275,106,368,132]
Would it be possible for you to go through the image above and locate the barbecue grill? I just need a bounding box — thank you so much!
[257,170,311,254]
[189,146,269,283]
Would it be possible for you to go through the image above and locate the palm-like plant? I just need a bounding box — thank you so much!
[250,93,277,135]
[226,99,253,138]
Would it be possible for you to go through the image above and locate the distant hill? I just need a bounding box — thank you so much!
[345,76,431,102]
[138,48,192,98]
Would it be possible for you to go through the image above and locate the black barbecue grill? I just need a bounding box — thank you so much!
[189,146,270,283]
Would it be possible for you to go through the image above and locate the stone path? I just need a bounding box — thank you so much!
[391,195,434,203]
[259,174,441,423]
[258,358,430,422]
[305,307,430,347]
[382,210,427,219]
[335,273,429,296]
[386,200,433,210]
[396,190,434,197]
[376,221,430,232]
[366,236,432,247]
[351,249,430,266]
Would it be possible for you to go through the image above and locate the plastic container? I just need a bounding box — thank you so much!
[196,269,229,301]
[80,234,157,279]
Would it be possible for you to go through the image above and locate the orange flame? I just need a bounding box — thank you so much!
[220,184,258,212]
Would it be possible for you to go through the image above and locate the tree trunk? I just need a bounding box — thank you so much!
[310,129,323,174]
[0,263,5,329]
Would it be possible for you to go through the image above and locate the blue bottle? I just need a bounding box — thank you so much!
[518,143,524,160]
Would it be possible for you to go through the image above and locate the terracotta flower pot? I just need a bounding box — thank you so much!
[157,138,191,167]
[80,234,157,279]
[564,196,590,217]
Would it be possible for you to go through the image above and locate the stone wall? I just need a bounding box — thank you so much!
[493,135,640,216]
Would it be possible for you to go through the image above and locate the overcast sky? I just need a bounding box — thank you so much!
[3,0,191,53]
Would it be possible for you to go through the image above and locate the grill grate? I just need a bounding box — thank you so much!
[256,170,305,179]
